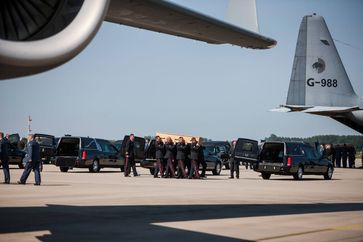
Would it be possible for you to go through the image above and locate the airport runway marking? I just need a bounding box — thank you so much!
[256,223,363,241]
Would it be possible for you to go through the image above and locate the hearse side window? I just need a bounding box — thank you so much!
[82,138,97,150]
[219,146,226,153]
[97,141,108,152]
[287,143,304,156]
[35,136,54,146]
[98,140,118,153]
[134,140,142,150]
[108,144,118,153]
[302,146,318,160]
[205,146,215,154]
[240,142,253,152]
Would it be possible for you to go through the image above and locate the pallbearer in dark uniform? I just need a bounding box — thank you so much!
[0,132,10,184]
[189,137,200,179]
[330,144,335,167]
[229,140,239,179]
[334,144,341,168]
[199,145,207,178]
[124,134,139,177]
[154,136,165,178]
[164,137,176,178]
[341,144,348,168]
[18,134,41,185]
[176,137,188,179]
[348,145,356,168]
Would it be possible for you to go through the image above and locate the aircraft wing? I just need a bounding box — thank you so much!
[105,0,277,49]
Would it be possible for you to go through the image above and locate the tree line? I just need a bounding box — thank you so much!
[265,134,363,150]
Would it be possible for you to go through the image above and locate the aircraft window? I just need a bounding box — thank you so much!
[320,39,330,45]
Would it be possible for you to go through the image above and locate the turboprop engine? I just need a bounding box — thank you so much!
[0,0,110,79]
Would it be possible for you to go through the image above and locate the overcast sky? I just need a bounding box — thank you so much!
[0,0,362,141]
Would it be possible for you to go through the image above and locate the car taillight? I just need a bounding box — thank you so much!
[287,156,292,166]
[82,151,87,160]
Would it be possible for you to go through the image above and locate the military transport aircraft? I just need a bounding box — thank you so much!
[272,14,363,134]
[0,0,276,80]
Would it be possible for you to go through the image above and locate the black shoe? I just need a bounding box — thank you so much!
[236,176,240,179]
[34,183,41,186]
[3,181,10,184]
[17,181,25,184]
[133,174,140,177]
[124,175,130,177]
[228,176,234,179]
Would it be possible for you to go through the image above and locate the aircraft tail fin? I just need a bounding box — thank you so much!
[226,0,259,33]
[286,14,358,108]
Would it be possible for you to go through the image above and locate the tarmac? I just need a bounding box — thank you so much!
[0,162,362,242]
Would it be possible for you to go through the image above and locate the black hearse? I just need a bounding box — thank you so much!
[6,134,26,168]
[53,135,145,172]
[233,139,334,180]
[203,141,231,169]
[34,133,56,164]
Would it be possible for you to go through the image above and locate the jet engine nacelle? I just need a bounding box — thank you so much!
[0,0,110,80]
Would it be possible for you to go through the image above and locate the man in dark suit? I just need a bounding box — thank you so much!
[341,144,348,168]
[188,137,200,179]
[0,132,10,184]
[334,145,342,168]
[176,137,188,179]
[124,134,138,177]
[229,140,239,179]
[18,134,41,185]
[198,145,207,178]
[154,136,165,178]
[348,145,356,168]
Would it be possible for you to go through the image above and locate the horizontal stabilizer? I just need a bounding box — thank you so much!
[269,107,292,112]
[302,106,362,115]
[270,105,313,112]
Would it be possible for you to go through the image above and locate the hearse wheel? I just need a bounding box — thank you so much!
[90,160,100,173]
[212,162,222,175]
[149,168,155,175]
[293,166,303,180]
[60,167,69,172]
[261,172,271,180]
[324,166,333,180]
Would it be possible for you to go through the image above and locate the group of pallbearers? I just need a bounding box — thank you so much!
[153,136,206,179]
[322,143,357,168]
[122,133,207,178]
